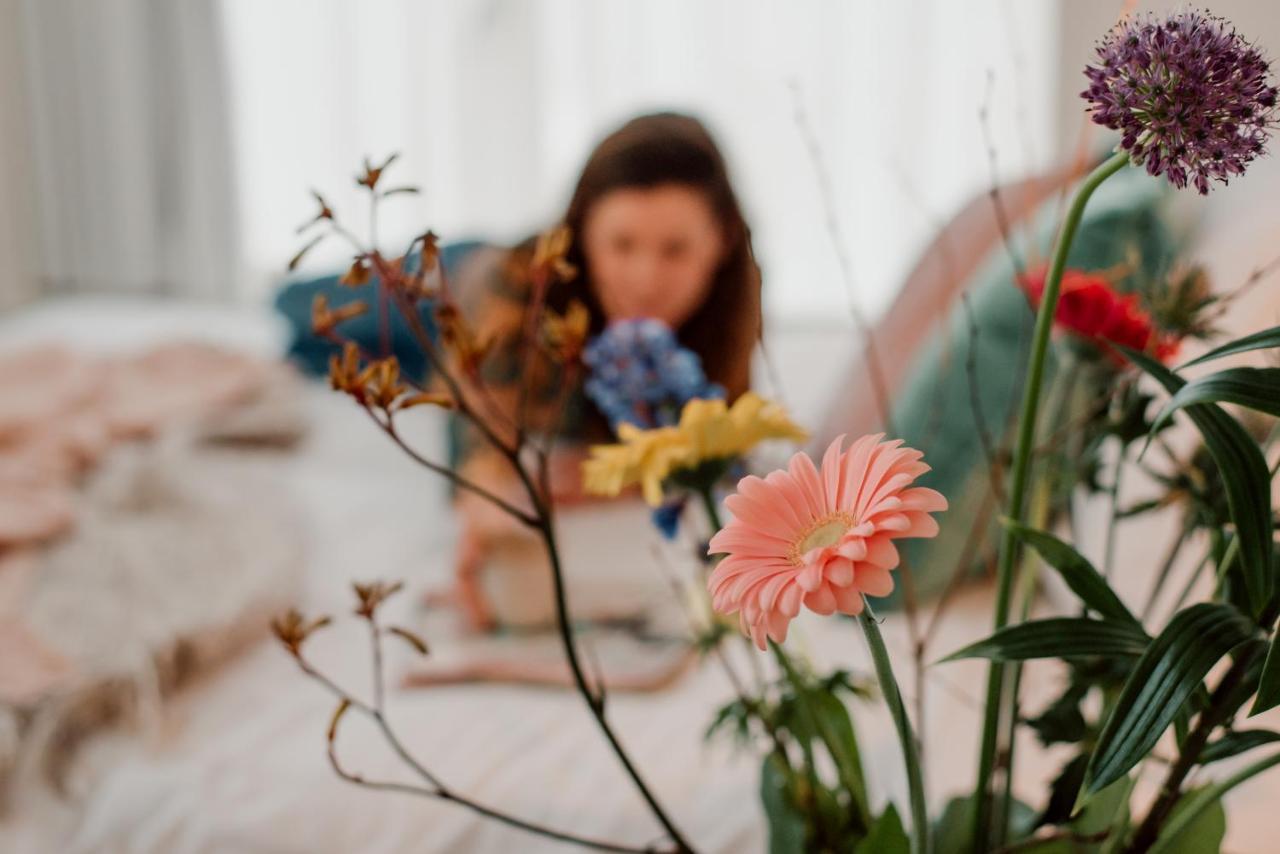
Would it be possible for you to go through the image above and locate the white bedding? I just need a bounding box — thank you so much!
[1,293,1278,853]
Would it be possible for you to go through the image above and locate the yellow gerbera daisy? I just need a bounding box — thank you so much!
[582,392,807,506]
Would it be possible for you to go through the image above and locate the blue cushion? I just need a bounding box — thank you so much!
[273,240,485,380]
[886,167,1186,603]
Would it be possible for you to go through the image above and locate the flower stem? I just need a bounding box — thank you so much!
[860,601,929,854]
[698,486,723,533]
[534,513,697,853]
[971,150,1130,851]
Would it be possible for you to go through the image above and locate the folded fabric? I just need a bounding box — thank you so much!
[0,343,302,550]
[0,367,307,802]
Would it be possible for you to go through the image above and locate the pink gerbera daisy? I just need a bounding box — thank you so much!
[708,434,947,650]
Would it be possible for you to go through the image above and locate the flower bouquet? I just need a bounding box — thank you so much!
[275,11,1280,853]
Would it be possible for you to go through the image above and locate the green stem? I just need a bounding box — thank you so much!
[1167,547,1213,617]
[997,480,1053,841]
[860,601,929,854]
[1210,535,1241,599]
[1140,515,1194,622]
[971,150,1130,852]
[1102,445,1126,580]
[1123,644,1261,852]
[698,486,723,533]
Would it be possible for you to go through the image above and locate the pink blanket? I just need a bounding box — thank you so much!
[0,343,268,549]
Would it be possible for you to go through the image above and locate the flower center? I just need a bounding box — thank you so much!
[790,513,854,564]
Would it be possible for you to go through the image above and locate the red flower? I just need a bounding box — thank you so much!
[1019,268,1180,363]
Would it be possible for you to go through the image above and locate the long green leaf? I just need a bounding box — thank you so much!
[1148,752,1280,854]
[1180,324,1280,369]
[941,618,1149,663]
[809,690,871,827]
[1121,347,1273,617]
[1085,603,1255,794]
[1199,729,1280,765]
[1151,367,1280,433]
[1005,522,1142,628]
[1250,635,1280,715]
[760,755,807,854]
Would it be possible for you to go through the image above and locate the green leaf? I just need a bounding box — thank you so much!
[932,797,968,854]
[941,618,1149,663]
[760,755,807,854]
[1150,367,1280,433]
[933,795,1036,854]
[1148,752,1280,854]
[1149,789,1225,854]
[1073,773,1134,841]
[1085,603,1255,794]
[808,689,872,828]
[1200,729,1280,765]
[855,804,910,854]
[1121,347,1274,617]
[1251,636,1280,715]
[1180,324,1280,369]
[1027,682,1089,747]
[1005,522,1142,628]
[1038,754,1088,828]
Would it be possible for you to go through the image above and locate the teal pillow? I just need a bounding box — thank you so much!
[887,167,1185,603]
[273,240,484,380]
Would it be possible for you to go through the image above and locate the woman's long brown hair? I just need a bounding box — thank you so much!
[547,112,762,403]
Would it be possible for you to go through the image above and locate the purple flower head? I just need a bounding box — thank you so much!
[1082,10,1278,194]
[582,318,724,431]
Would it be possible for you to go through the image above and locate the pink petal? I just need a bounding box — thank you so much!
[797,561,823,592]
[833,583,865,615]
[788,450,829,519]
[766,610,791,645]
[709,523,791,558]
[836,537,867,562]
[804,584,837,615]
[898,512,940,539]
[863,535,901,569]
[724,491,798,542]
[876,513,912,532]
[839,433,882,511]
[855,563,895,597]
[744,473,808,533]
[898,486,948,513]
[820,436,845,508]
[826,555,855,586]
[778,581,803,617]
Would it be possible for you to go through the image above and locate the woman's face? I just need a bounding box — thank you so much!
[581,184,725,328]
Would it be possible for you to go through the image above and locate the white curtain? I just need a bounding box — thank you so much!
[19,0,239,300]
[0,0,39,310]
[8,0,1058,316]
[222,0,1059,321]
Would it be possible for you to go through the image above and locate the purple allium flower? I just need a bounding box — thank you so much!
[1082,10,1278,194]
[582,318,724,431]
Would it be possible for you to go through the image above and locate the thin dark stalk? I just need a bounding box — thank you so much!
[972,151,1130,852]
[532,514,695,852]
[1140,515,1194,622]
[367,409,537,526]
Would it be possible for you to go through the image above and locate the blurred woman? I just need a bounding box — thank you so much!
[442,111,762,629]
